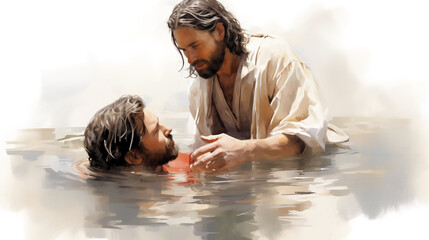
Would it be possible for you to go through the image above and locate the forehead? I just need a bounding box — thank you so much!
[142,108,157,132]
[173,26,213,48]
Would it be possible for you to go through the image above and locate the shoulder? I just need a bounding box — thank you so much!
[246,35,300,66]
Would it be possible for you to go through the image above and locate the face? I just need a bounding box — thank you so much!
[173,26,226,78]
[135,109,179,167]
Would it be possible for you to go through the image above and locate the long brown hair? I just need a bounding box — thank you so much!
[84,95,145,169]
[167,0,247,77]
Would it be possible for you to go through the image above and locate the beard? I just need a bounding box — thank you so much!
[144,134,179,168]
[164,135,179,162]
[192,40,226,79]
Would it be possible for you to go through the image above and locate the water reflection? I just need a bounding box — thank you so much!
[1,117,427,239]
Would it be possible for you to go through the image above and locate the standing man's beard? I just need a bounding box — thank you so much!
[145,134,179,168]
[192,41,226,79]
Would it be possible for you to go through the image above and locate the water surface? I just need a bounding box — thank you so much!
[1,117,428,239]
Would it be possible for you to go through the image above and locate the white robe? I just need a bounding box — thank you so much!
[188,35,348,153]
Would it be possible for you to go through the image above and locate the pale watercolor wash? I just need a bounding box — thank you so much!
[1,0,428,239]
[0,0,427,130]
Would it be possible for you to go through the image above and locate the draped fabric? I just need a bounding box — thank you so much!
[188,36,348,153]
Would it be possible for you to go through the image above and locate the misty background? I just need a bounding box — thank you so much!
[1,1,429,239]
[0,0,428,135]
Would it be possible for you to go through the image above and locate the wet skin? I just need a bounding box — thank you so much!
[126,109,179,168]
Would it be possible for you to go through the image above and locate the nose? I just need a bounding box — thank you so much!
[185,51,197,65]
[161,124,173,137]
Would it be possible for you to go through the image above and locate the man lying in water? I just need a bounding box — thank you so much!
[84,95,180,170]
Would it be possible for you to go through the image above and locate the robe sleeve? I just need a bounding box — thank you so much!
[188,77,212,149]
[268,60,327,153]
[254,37,327,153]
[188,78,199,124]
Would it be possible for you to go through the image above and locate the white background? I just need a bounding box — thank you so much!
[1,0,428,134]
[1,1,429,239]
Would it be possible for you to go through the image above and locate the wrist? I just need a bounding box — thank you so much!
[244,139,259,162]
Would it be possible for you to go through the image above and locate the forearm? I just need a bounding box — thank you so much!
[190,133,306,172]
[246,134,305,161]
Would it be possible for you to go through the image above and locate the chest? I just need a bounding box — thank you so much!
[218,74,236,108]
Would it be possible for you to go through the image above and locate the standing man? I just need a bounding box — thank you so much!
[167,0,347,172]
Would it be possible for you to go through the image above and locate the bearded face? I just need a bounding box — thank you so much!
[190,39,226,79]
[143,133,179,168]
[173,26,228,79]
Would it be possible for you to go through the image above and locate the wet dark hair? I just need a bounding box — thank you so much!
[167,0,247,76]
[83,95,145,170]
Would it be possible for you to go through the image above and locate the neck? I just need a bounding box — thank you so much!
[217,48,241,78]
